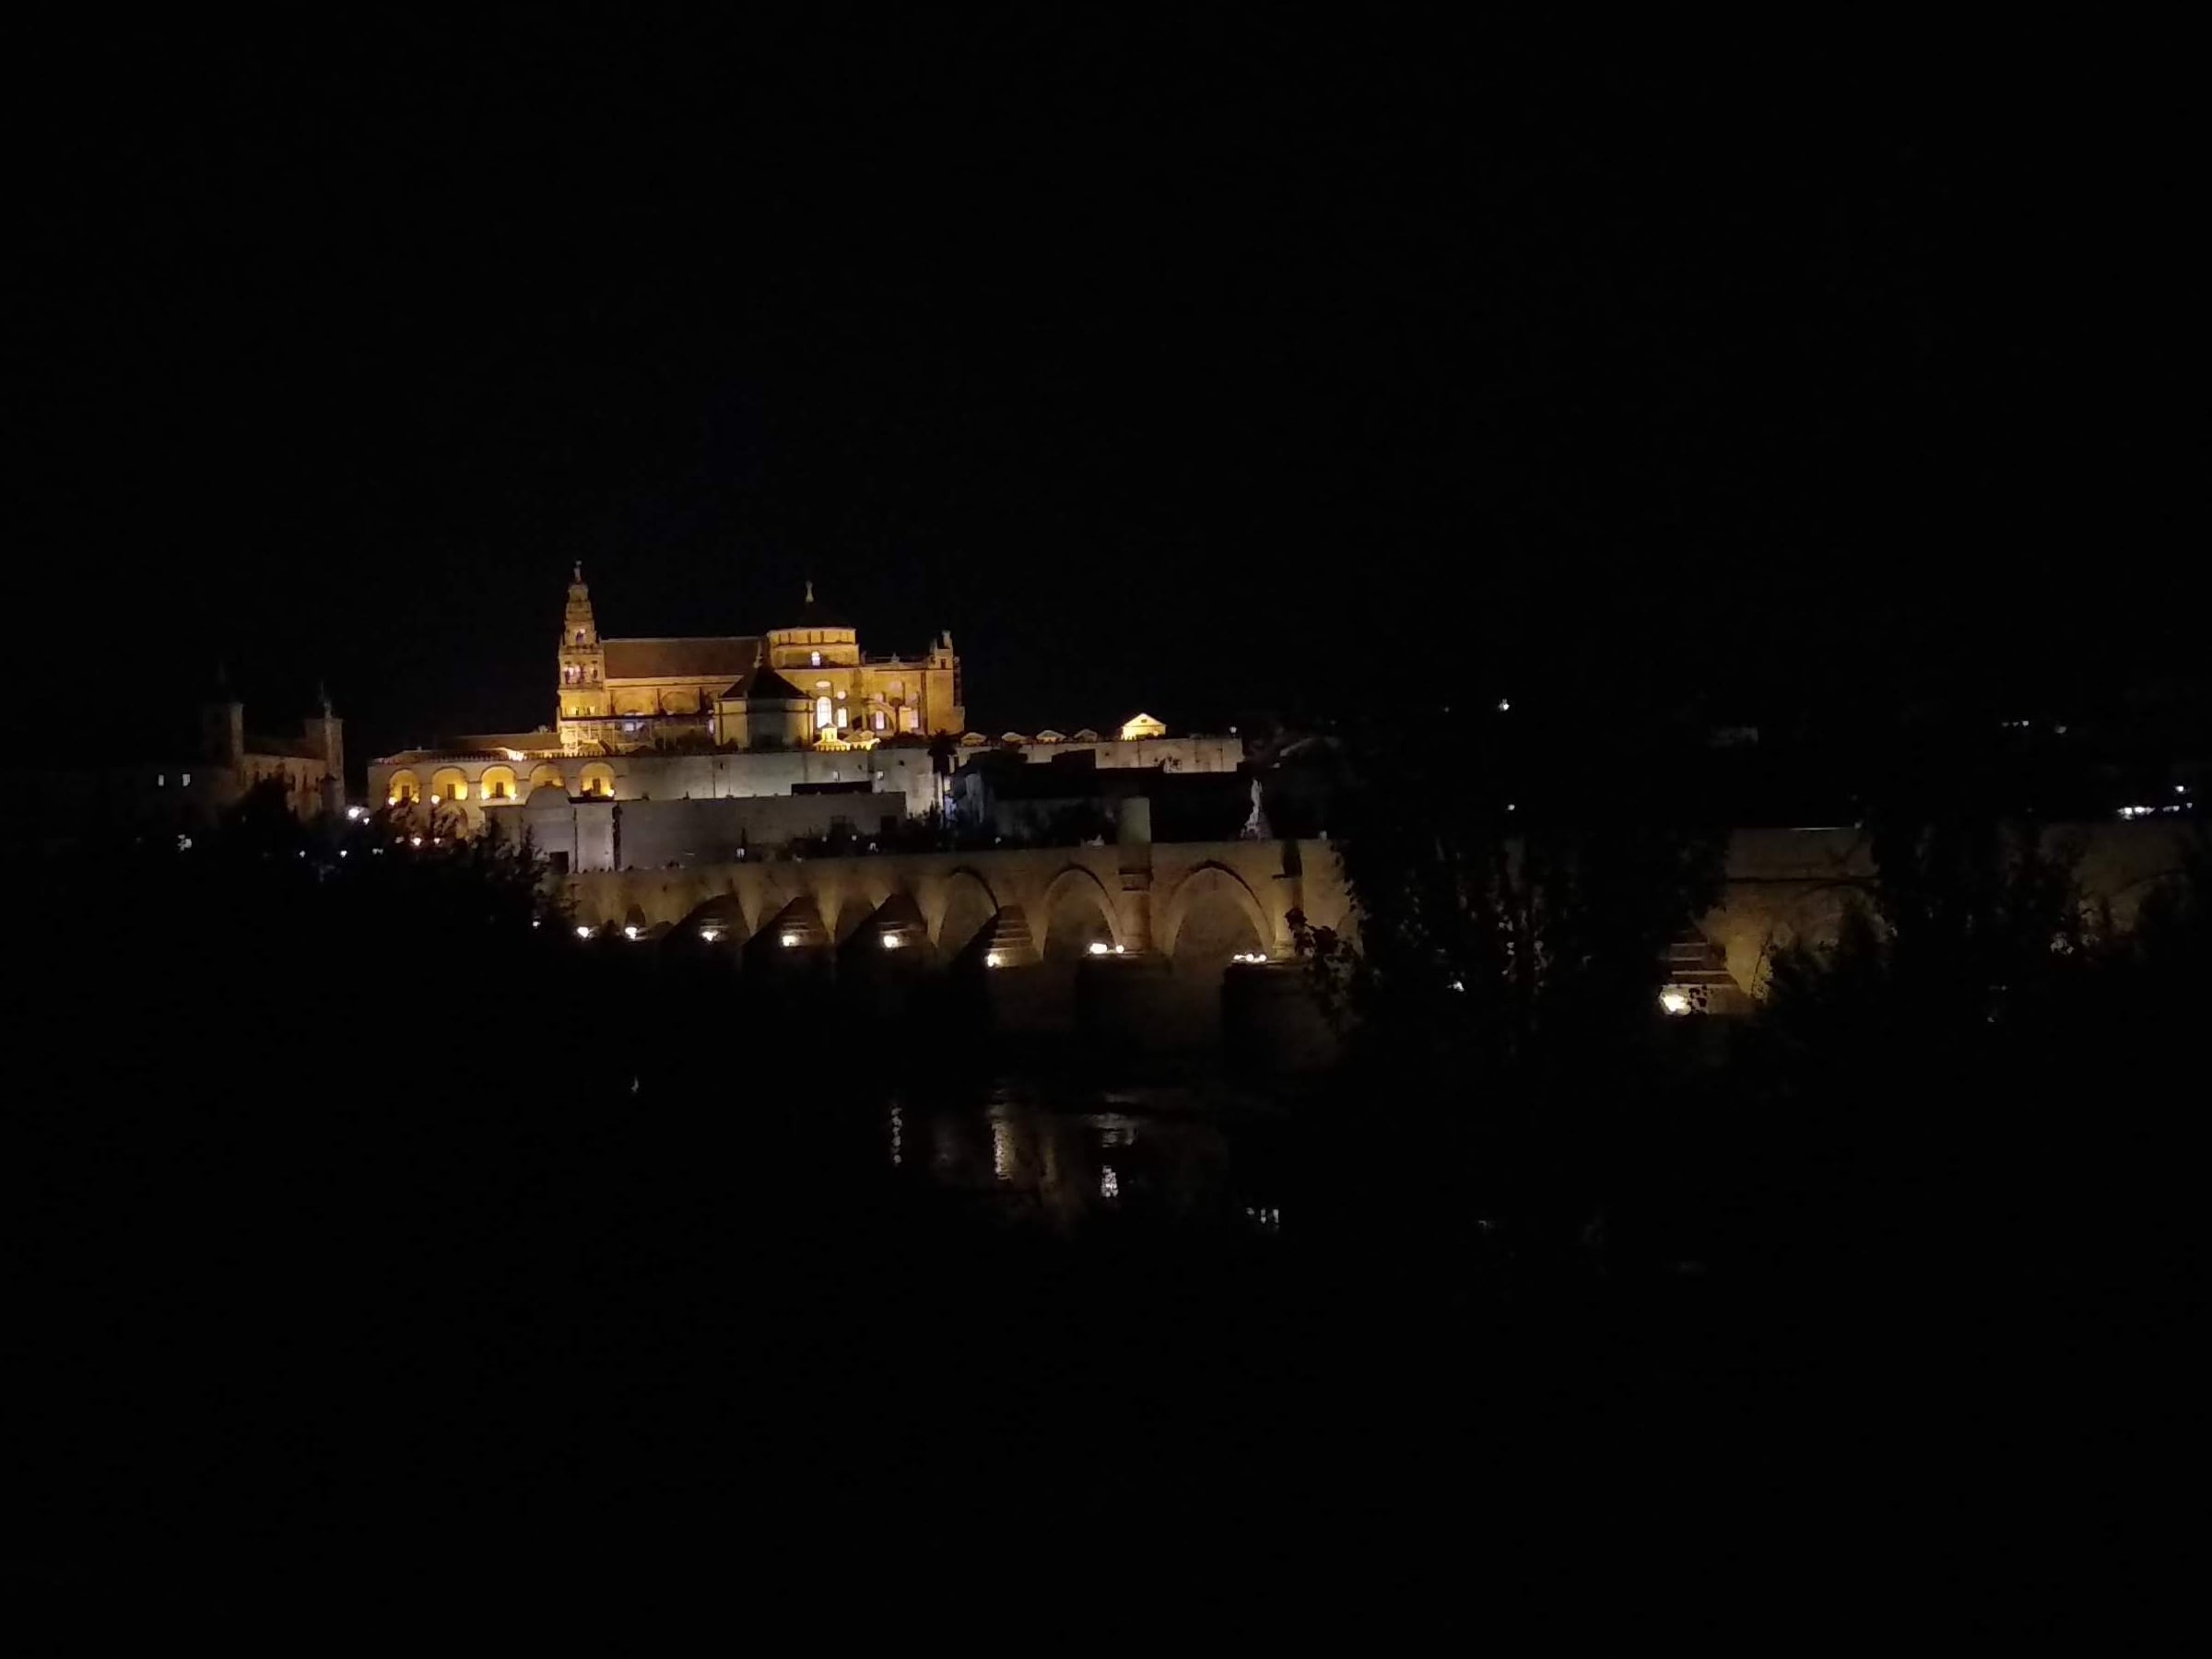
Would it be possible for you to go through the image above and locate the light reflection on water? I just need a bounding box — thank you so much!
[888,1080,1288,1234]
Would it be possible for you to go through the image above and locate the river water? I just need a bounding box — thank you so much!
[882,1077,1301,1235]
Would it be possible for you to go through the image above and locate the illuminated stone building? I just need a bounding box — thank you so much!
[30,677,344,849]
[359,568,1251,862]
[554,567,962,753]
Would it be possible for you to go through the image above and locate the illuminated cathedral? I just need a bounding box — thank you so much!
[552,566,963,754]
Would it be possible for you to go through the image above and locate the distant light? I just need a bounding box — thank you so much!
[1496,698,1511,712]
[338,849,347,857]
[1231,951,1268,965]
[1448,978,1465,993]
[1506,803,1517,812]
[575,924,594,938]
[1088,941,1112,957]
[780,931,801,947]
[2179,784,2190,794]
[1659,988,1693,1016]
[409,836,423,847]
[700,928,721,943]
[346,806,363,820]
[530,918,539,926]
[881,933,903,949]
[623,925,640,941]
[985,951,1004,969]
[1100,1166,1120,1200]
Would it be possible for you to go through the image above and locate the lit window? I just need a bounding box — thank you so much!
[811,651,822,666]
[835,706,847,728]
[156,773,165,787]
[873,710,887,731]
[815,695,832,730]
[181,771,192,786]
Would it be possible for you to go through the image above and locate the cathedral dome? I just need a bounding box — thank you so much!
[768,580,854,637]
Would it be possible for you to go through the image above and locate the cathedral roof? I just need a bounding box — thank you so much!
[716,665,810,704]
[602,636,763,680]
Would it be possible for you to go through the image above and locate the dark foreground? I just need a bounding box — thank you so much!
[10,836,2197,1611]
[15,1068,2166,1602]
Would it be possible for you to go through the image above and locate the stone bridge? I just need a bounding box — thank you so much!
[565,819,2194,1003]
[567,837,1347,970]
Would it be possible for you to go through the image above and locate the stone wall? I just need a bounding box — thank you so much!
[371,745,942,821]
[512,792,906,872]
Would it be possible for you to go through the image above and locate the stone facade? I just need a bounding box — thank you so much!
[369,745,943,829]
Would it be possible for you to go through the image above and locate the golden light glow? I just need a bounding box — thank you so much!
[1659,987,1693,1016]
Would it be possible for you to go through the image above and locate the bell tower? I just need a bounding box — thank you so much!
[557,563,607,735]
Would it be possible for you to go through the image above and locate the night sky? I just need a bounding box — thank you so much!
[11,20,2196,766]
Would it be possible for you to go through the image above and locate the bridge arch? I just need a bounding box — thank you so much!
[1158,861,1272,961]
[1037,864,1123,959]
[849,889,931,959]
[676,891,751,944]
[933,867,999,955]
